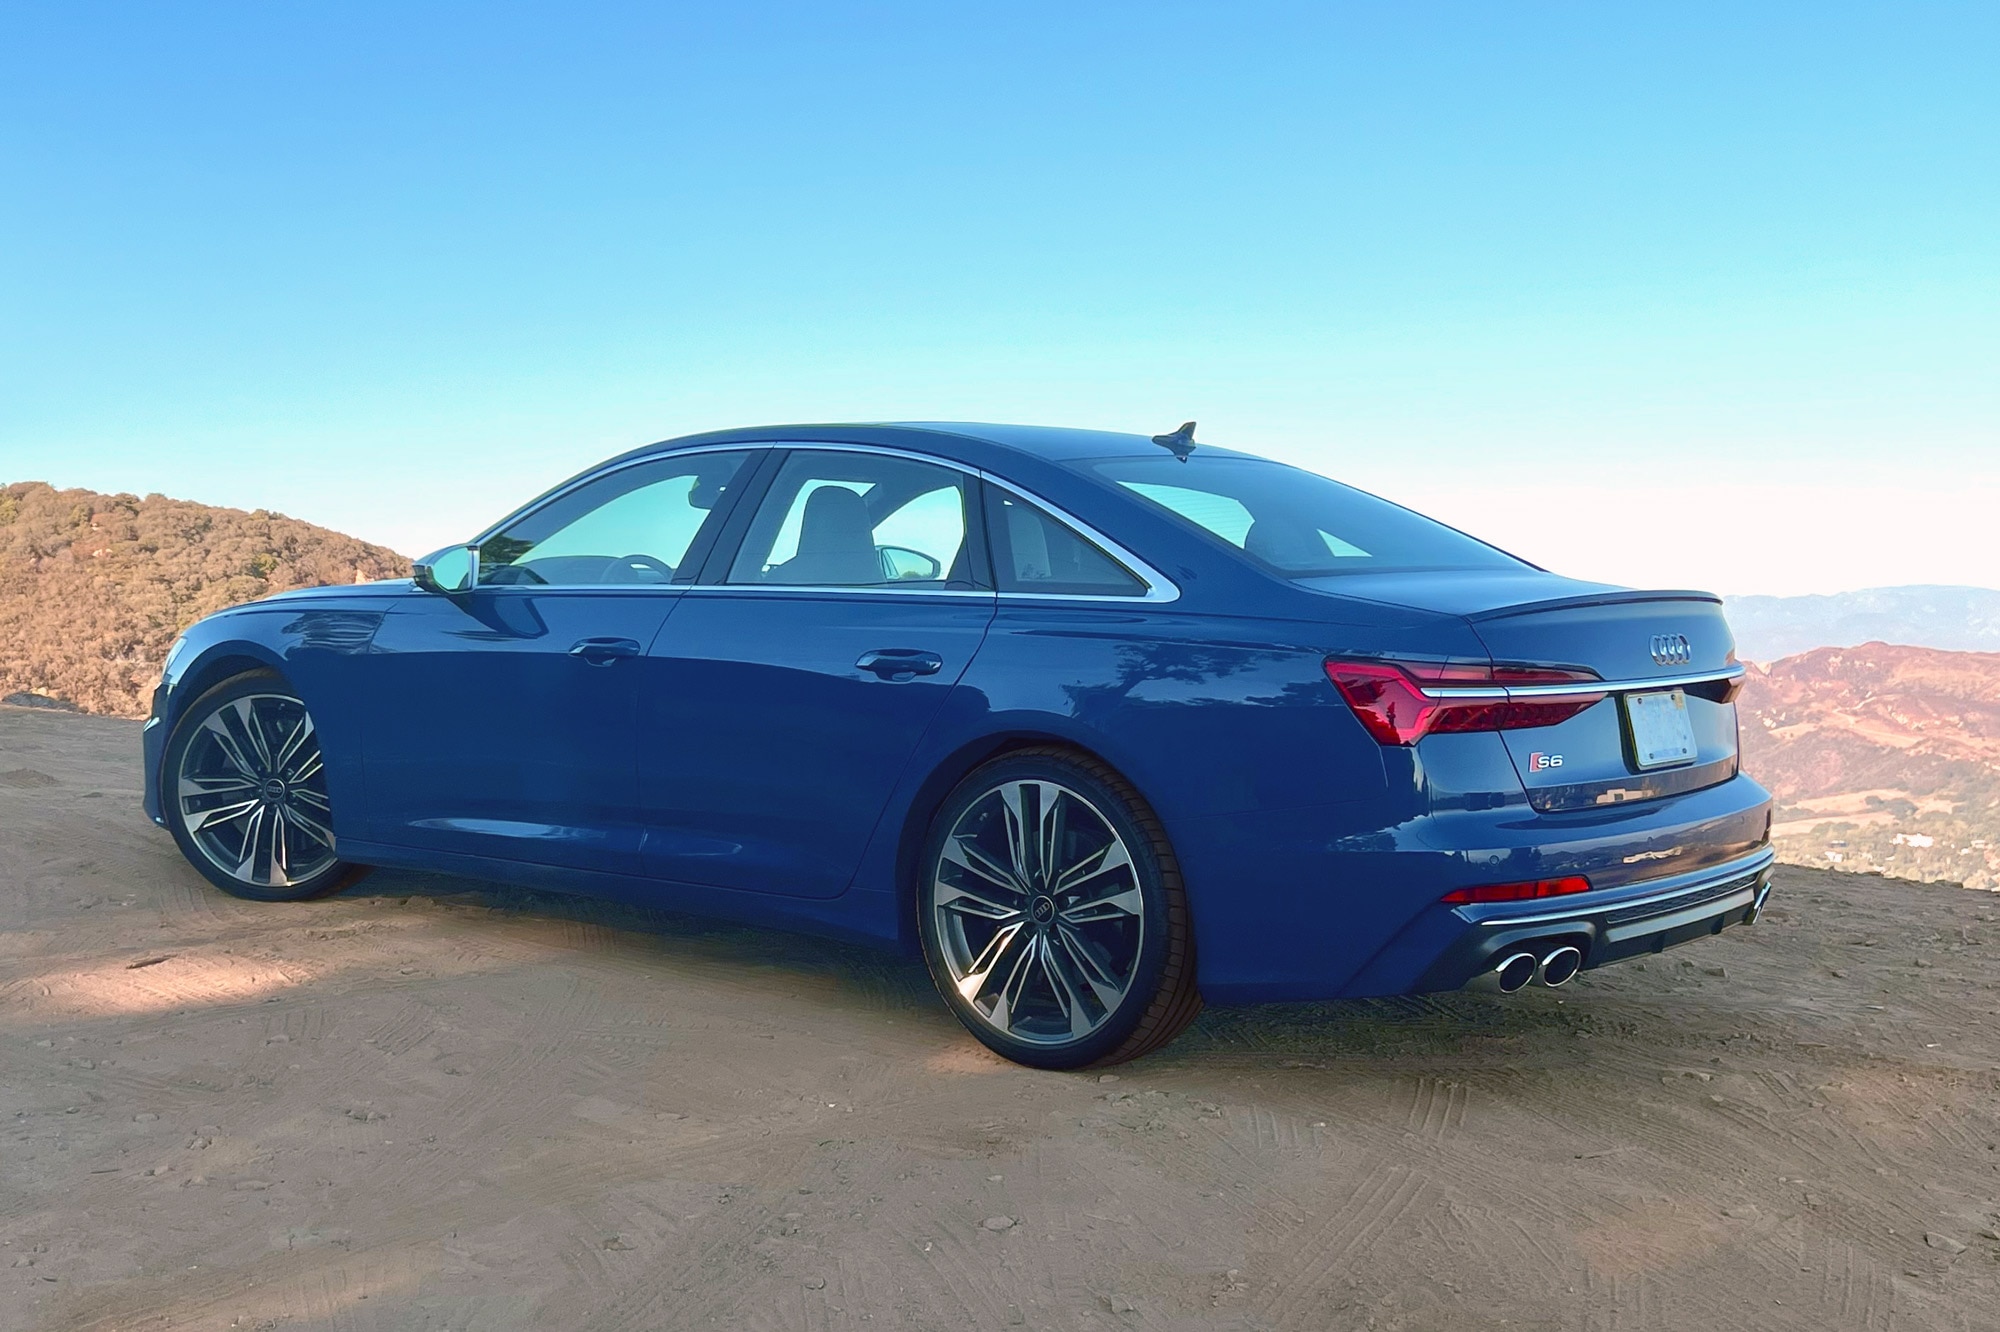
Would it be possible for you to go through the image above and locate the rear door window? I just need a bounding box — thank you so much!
[986,491,1146,597]
[726,451,974,588]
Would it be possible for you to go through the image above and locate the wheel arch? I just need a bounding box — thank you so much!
[889,728,1168,952]
[156,654,362,900]
[150,647,291,795]
[170,648,289,728]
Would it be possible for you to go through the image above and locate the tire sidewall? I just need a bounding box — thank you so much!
[161,671,351,903]
[918,752,1173,1070]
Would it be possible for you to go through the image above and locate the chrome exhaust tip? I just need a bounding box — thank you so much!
[1538,945,1583,988]
[1494,952,1539,993]
[1745,883,1771,925]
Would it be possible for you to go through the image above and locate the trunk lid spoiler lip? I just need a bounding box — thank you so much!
[1463,588,1722,624]
[1289,576,1721,625]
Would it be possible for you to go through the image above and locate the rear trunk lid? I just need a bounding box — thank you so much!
[1301,569,1743,811]
[1467,587,1741,811]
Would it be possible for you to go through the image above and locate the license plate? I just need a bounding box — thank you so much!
[1625,689,1697,769]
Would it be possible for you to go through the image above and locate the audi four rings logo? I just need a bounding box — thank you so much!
[1650,633,1692,666]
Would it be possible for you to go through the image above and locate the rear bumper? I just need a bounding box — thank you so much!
[1178,769,1773,1004]
[1411,847,1774,993]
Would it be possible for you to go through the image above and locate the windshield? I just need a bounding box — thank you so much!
[1087,455,1528,577]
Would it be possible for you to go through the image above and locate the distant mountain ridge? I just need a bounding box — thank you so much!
[1723,585,2000,662]
[0,481,408,717]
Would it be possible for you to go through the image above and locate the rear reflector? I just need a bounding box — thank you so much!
[1441,875,1593,905]
[1323,658,1607,746]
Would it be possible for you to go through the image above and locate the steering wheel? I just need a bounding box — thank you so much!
[614,553,675,582]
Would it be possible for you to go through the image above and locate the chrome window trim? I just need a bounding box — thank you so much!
[679,585,996,600]
[976,471,1180,604]
[461,438,1181,603]
[468,442,759,549]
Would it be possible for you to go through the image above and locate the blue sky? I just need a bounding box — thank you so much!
[2,2,1994,595]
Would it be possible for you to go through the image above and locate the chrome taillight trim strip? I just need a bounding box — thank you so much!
[1421,665,1745,702]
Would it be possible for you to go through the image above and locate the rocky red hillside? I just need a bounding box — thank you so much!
[1739,643,2000,800]
[0,481,407,717]
[1738,642,2000,888]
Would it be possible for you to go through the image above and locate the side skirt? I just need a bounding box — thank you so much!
[333,838,906,951]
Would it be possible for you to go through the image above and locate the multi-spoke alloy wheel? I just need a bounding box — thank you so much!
[920,750,1201,1069]
[163,674,357,901]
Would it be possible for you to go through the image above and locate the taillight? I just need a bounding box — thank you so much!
[1441,875,1592,905]
[1323,657,1607,745]
[1713,650,1746,703]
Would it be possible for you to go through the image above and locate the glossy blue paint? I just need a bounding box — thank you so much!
[144,422,1774,1006]
[638,588,997,897]
[361,587,675,872]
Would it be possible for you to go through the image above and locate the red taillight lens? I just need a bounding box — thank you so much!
[1323,658,1606,745]
[1318,661,1439,745]
[1441,875,1592,905]
[1426,697,1602,734]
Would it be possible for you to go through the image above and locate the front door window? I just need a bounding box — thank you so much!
[479,451,754,586]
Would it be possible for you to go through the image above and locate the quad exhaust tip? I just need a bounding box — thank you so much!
[1538,945,1583,988]
[1485,943,1586,993]
[1494,952,1539,993]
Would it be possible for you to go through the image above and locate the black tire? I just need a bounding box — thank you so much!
[917,747,1201,1069]
[161,670,366,902]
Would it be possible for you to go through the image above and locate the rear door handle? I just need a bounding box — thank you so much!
[856,648,944,681]
[569,636,643,665]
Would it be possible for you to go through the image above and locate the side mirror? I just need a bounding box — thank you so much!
[413,544,479,595]
[878,545,943,582]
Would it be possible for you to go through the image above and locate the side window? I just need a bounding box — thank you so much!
[478,450,753,586]
[727,451,971,588]
[986,491,1146,597]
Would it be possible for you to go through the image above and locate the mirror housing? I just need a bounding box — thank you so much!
[413,544,479,595]
[878,545,943,582]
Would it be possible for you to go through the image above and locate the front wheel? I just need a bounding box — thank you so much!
[918,748,1201,1069]
[162,671,362,902]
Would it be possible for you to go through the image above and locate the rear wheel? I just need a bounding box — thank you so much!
[162,672,363,902]
[918,748,1201,1069]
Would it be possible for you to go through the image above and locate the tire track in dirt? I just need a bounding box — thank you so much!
[10,707,2000,1331]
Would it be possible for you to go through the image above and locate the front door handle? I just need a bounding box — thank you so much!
[856,648,945,681]
[570,637,643,666]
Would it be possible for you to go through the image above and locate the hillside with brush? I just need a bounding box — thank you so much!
[0,481,407,717]
[1738,642,2000,888]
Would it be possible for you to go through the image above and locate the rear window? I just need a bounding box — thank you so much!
[1088,456,1525,577]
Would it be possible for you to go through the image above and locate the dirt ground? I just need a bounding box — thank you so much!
[4,704,1998,1332]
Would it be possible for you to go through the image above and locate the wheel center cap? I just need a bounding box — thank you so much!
[261,778,287,803]
[1030,895,1056,924]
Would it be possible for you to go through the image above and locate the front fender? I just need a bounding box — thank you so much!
[141,599,392,836]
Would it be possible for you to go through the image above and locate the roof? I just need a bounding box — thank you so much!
[615,420,1259,477]
[885,422,1197,462]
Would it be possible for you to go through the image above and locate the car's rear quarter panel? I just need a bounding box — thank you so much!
[853,602,1494,986]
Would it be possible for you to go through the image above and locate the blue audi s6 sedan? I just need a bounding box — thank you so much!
[143,422,1773,1068]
